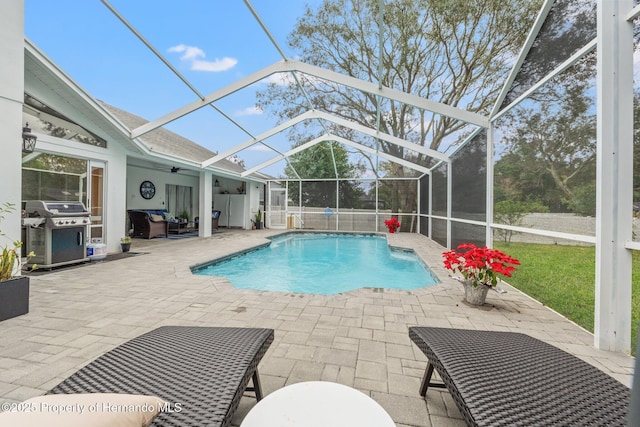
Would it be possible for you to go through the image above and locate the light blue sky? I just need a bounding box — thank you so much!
[25,1,322,177]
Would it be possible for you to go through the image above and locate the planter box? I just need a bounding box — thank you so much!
[0,276,29,321]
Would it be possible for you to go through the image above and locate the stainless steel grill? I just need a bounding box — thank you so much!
[24,201,91,268]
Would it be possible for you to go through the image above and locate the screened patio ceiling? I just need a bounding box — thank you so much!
[86,0,499,180]
[24,0,640,354]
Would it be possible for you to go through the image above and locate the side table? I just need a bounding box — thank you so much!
[240,381,395,427]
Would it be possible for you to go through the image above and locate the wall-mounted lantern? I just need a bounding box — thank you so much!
[22,123,37,153]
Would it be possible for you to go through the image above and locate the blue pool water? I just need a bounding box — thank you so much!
[193,233,438,295]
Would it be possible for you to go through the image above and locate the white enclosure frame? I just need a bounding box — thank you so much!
[7,0,636,353]
[112,0,639,353]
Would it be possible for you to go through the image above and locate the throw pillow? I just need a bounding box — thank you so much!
[149,214,164,222]
[0,393,166,427]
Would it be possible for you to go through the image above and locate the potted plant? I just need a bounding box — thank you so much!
[384,217,401,233]
[442,243,520,306]
[120,236,132,253]
[254,209,263,229]
[0,202,35,321]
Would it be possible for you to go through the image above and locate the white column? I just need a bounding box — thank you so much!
[446,161,452,249]
[0,2,25,247]
[428,171,432,238]
[595,0,634,352]
[485,125,494,248]
[199,170,213,237]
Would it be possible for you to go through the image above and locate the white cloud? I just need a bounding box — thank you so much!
[168,44,204,60]
[235,106,263,116]
[192,57,238,72]
[168,44,237,72]
[249,143,273,152]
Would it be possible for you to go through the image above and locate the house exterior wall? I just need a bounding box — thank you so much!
[25,137,129,254]
[126,164,201,217]
[6,1,260,255]
[0,1,25,247]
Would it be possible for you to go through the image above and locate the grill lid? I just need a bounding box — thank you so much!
[25,200,89,217]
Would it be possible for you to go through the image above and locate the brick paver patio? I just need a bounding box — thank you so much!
[0,230,634,426]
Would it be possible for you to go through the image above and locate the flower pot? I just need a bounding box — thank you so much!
[121,243,131,253]
[462,280,490,306]
[0,276,29,321]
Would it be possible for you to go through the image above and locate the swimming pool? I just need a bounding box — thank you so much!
[192,233,438,295]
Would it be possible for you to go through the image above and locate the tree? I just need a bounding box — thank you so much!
[257,0,542,213]
[285,140,364,207]
[634,90,640,204]
[226,154,245,168]
[494,199,549,243]
[495,62,596,213]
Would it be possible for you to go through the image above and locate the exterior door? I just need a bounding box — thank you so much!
[87,161,105,243]
[268,186,287,229]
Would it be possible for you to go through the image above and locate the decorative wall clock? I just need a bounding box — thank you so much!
[139,180,156,199]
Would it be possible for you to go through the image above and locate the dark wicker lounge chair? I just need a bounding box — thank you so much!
[48,326,274,427]
[409,327,630,427]
[128,209,169,239]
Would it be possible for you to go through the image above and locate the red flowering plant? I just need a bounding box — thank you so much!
[384,217,401,233]
[442,243,520,288]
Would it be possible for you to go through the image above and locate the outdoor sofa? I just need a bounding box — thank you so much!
[409,326,630,426]
[36,326,274,426]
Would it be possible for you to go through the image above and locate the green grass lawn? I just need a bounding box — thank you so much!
[493,242,639,355]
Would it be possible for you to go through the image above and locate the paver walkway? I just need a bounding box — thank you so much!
[0,230,634,426]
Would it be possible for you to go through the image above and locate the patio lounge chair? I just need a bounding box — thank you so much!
[409,327,630,427]
[128,209,169,239]
[47,326,274,427]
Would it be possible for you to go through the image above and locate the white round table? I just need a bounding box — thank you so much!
[240,381,396,427]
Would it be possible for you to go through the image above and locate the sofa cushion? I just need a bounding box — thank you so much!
[0,393,166,427]
[131,209,168,216]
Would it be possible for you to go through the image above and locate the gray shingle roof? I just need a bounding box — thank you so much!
[98,100,243,173]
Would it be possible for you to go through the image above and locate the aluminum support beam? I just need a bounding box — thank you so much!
[493,39,596,122]
[203,109,449,172]
[241,133,432,177]
[323,135,432,175]
[485,124,494,247]
[491,0,555,117]
[132,60,488,140]
[312,111,449,162]
[102,0,256,140]
[595,0,633,353]
[446,161,452,249]
[131,61,287,139]
[242,135,328,176]
[290,61,489,128]
[201,111,316,167]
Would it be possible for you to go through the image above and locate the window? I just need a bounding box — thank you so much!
[23,93,107,148]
